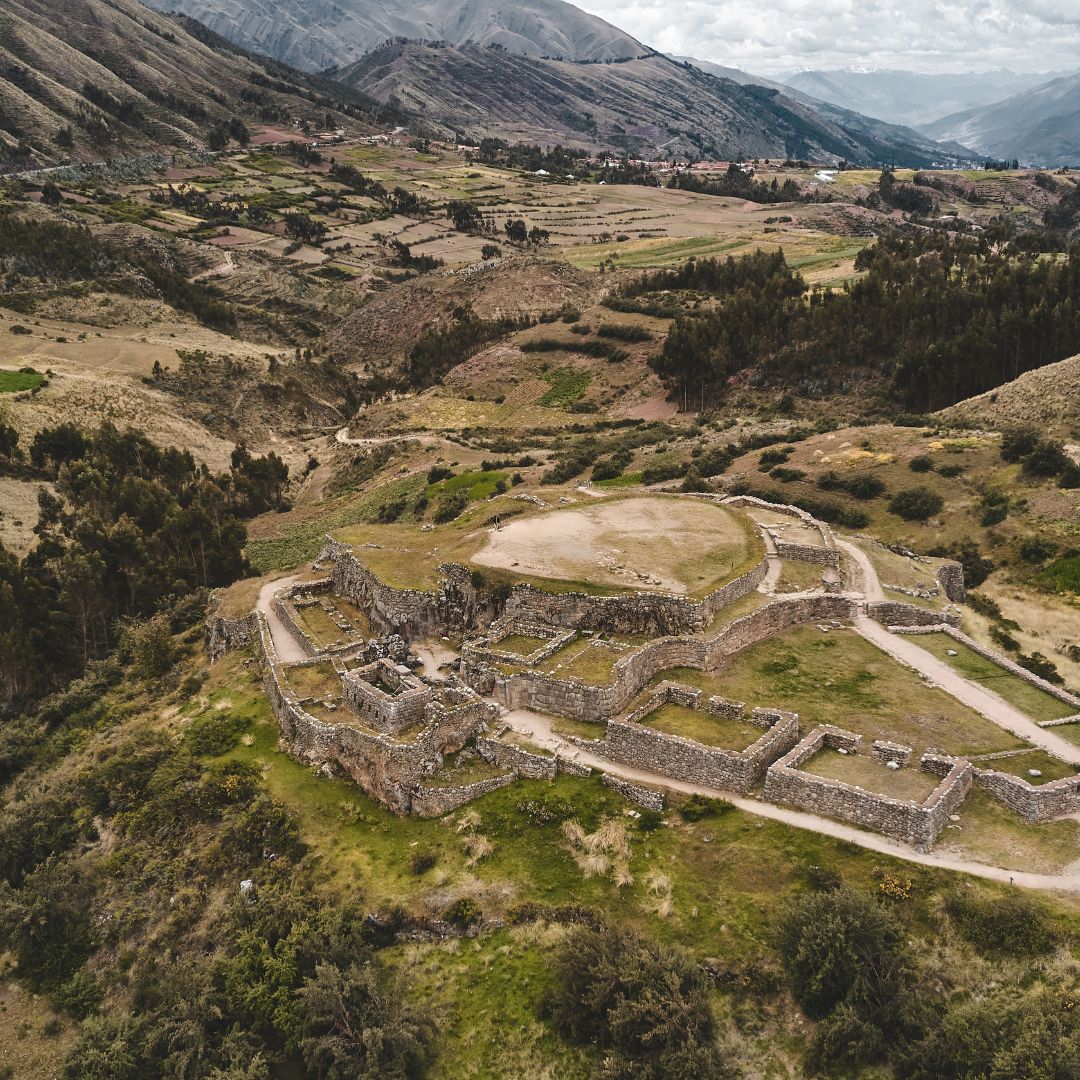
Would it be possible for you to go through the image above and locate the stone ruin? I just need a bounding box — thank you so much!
[204,490,1080,852]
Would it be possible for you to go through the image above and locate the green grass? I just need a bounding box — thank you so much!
[650,626,1023,756]
[539,368,589,407]
[281,660,341,700]
[495,633,552,655]
[295,603,348,648]
[0,369,44,392]
[539,639,623,684]
[1037,553,1080,596]
[801,749,941,802]
[427,470,508,502]
[594,472,643,489]
[937,787,1080,874]
[975,749,1078,785]
[913,633,1074,722]
[245,474,426,573]
[638,702,759,750]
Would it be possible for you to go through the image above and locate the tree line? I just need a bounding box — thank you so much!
[0,422,287,708]
[636,233,1080,412]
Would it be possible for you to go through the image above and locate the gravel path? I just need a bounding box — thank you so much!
[255,574,308,663]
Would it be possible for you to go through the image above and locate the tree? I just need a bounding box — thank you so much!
[778,888,908,1021]
[543,923,730,1079]
[41,180,62,206]
[298,961,434,1080]
[446,199,483,233]
[504,218,528,245]
[0,421,20,463]
[888,486,943,521]
[125,614,178,678]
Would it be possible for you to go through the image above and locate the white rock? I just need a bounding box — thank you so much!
[1029,769,1043,778]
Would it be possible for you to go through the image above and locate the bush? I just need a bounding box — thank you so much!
[679,794,731,822]
[1001,427,1039,462]
[442,896,481,928]
[846,474,886,500]
[1022,439,1069,477]
[889,486,944,521]
[944,890,1058,955]
[778,888,907,1020]
[433,490,468,523]
[908,454,933,472]
[184,712,248,756]
[409,850,438,875]
[1020,537,1057,564]
[542,924,727,1078]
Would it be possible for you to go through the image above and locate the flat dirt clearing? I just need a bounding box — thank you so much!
[470,495,759,595]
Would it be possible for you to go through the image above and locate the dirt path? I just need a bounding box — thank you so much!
[190,250,234,282]
[500,708,1080,892]
[335,426,426,447]
[835,538,885,602]
[255,575,308,663]
[855,616,1080,764]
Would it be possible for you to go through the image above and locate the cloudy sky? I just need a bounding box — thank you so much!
[575,0,1080,76]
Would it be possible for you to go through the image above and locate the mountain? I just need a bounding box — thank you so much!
[0,0,387,169]
[779,67,1069,128]
[677,57,974,165]
[922,74,1080,166]
[139,0,647,73]
[332,41,973,165]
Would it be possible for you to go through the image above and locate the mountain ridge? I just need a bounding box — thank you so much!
[139,0,648,72]
[332,41,974,165]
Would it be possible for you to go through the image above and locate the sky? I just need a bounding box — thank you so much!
[575,0,1080,77]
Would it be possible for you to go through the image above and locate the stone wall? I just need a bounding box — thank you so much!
[866,601,960,628]
[589,683,799,794]
[342,660,432,734]
[971,766,1080,823]
[601,773,665,811]
[205,609,257,661]
[477,736,558,780]
[470,594,855,722]
[502,556,769,637]
[411,774,516,818]
[935,562,966,603]
[249,610,497,813]
[762,726,972,851]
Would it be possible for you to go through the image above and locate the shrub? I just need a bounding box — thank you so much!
[889,486,943,521]
[409,850,438,875]
[908,454,933,472]
[846,474,886,500]
[1019,537,1057,564]
[184,712,248,756]
[944,890,1058,955]
[777,888,907,1020]
[442,896,481,928]
[1022,439,1069,477]
[596,323,652,342]
[433,490,468,523]
[679,794,731,822]
[542,924,726,1078]
[1000,427,1039,462]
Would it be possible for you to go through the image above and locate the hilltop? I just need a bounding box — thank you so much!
[0,0,386,169]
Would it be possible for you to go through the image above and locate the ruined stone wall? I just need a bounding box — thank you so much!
[250,610,495,813]
[411,775,515,818]
[474,594,855,722]
[894,625,1080,711]
[205,610,257,661]
[971,767,1080,823]
[477,736,558,779]
[773,541,841,569]
[866,601,960,628]
[762,726,972,851]
[502,558,769,637]
[601,774,665,811]
[596,700,799,794]
[935,562,966,603]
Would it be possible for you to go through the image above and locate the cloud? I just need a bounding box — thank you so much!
[575,0,1080,75]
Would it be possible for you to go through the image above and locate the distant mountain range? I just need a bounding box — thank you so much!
[333,41,974,164]
[923,74,1080,166]
[140,0,648,72]
[676,58,972,166]
[0,0,384,168]
[777,68,1071,128]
